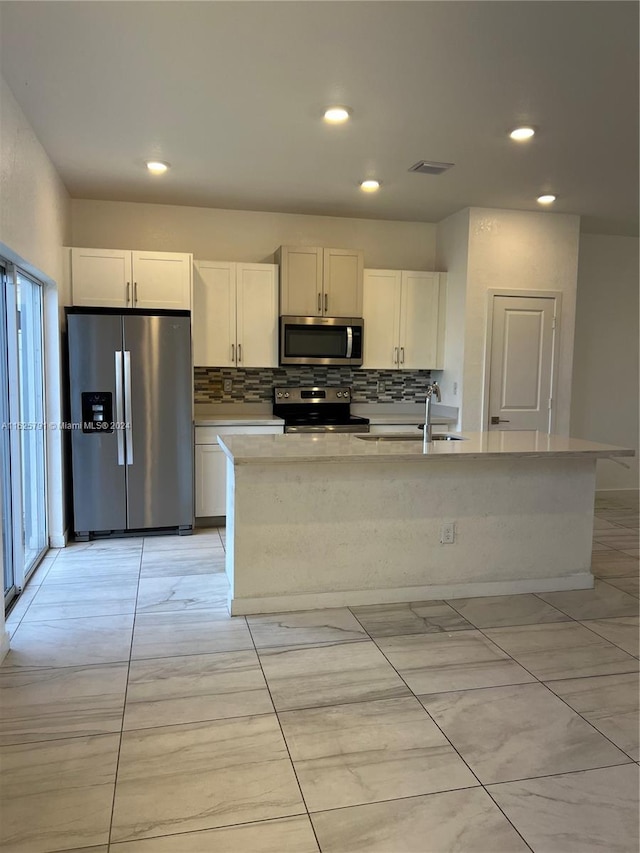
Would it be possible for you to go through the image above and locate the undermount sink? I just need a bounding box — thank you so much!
[355,433,466,442]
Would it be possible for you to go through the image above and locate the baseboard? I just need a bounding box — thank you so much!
[195,516,225,528]
[229,573,595,616]
[49,528,68,548]
[596,488,639,501]
[0,629,10,662]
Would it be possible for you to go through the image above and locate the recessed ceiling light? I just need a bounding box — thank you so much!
[509,126,535,141]
[323,106,352,123]
[537,194,556,205]
[146,160,170,175]
[360,180,380,192]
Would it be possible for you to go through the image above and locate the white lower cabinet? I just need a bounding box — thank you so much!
[195,424,284,518]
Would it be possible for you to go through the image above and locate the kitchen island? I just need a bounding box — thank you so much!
[219,432,633,615]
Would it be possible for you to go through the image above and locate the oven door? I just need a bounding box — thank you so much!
[280,316,363,366]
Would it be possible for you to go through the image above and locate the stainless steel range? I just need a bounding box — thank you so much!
[273,387,370,434]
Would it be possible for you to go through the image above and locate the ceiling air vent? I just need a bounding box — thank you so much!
[408,160,454,176]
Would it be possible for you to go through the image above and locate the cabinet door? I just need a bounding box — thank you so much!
[399,272,444,369]
[193,261,236,367]
[323,248,364,317]
[195,444,227,517]
[236,263,279,368]
[71,248,132,307]
[132,251,192,310]
[362,269,402,369]
[278,246,322,316]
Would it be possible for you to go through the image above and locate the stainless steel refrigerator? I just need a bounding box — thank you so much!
[67,309,193,539]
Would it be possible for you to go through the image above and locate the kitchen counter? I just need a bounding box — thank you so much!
[194,403,283,427]
[351,402,458,426]
[220,431,633,616]
[194,402,457,428]
[218,431,633,465]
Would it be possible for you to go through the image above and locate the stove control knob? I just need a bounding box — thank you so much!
[284,392,290,398]
[336,392,342,398]
[344,391,349,397]
[277,392,283,398]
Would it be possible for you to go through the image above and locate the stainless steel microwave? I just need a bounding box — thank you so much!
[279,316,364,366]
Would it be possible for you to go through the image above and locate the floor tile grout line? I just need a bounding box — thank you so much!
[575,617,640,661]
[345,607,538,852]
[106,537,144,848]
[4,546,61,634]
[244,616,323,853]
[107,812,311,851]
[466,621,640,762]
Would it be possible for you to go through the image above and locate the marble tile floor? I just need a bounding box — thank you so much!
[1,500,638,853]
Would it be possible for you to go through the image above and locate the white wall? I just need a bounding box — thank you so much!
[435,207,581,435]
[0,73,71,655]
[571,234,639,492]
[70,199,437,271]
[434,208,470,429]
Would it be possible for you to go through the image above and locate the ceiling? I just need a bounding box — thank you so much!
[1,1,638,235]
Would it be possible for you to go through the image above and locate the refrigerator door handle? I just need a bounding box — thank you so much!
[115,351,125,466]
[123,350,134,465]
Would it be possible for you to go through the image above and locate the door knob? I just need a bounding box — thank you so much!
[490,416,511,425]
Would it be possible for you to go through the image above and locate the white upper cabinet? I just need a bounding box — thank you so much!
[70,247,192,310]
[70,248,132,308]
[131,251,192,310]
[363,269,446,370]
[235,263,279,367]
[193,261,278,368]
[193,261,236,367]
[277,246,363,317]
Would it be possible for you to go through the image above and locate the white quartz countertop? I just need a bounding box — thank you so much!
[218,431,635,465]
[351,403,457,425]
[194,404,283,427]
[194,402,457,427]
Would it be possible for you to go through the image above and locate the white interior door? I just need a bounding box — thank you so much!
[488,295,556,431]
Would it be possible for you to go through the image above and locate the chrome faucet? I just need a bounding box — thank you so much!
[423,381,441,443]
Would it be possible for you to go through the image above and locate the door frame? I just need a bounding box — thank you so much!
[483,289,562,433]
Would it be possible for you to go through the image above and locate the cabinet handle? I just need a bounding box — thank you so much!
[324,293,328,313]
[231,344,235,364]
[134,281,138,305]
[400,347,405,364]
[126,282,130,305]
[317,292,321,313]
[237,343,242,363]
[394,347,399,365]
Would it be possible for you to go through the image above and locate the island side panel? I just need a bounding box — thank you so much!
[228,456,597,614]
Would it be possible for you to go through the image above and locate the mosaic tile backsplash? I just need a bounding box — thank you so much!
[194,366,433,404]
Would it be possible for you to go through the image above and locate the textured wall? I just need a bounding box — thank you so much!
[195,366,432,404]
[571,234,639,491]
[71,199,437,271]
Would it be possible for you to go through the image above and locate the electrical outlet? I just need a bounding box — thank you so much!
[223,379,233,393]
[440,521,455,544]
[377,379,385,394]
[453,381,458,395]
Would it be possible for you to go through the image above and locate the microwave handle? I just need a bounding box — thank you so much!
[346,326,353,359]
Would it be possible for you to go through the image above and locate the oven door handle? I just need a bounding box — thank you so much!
[346,326,353,359]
